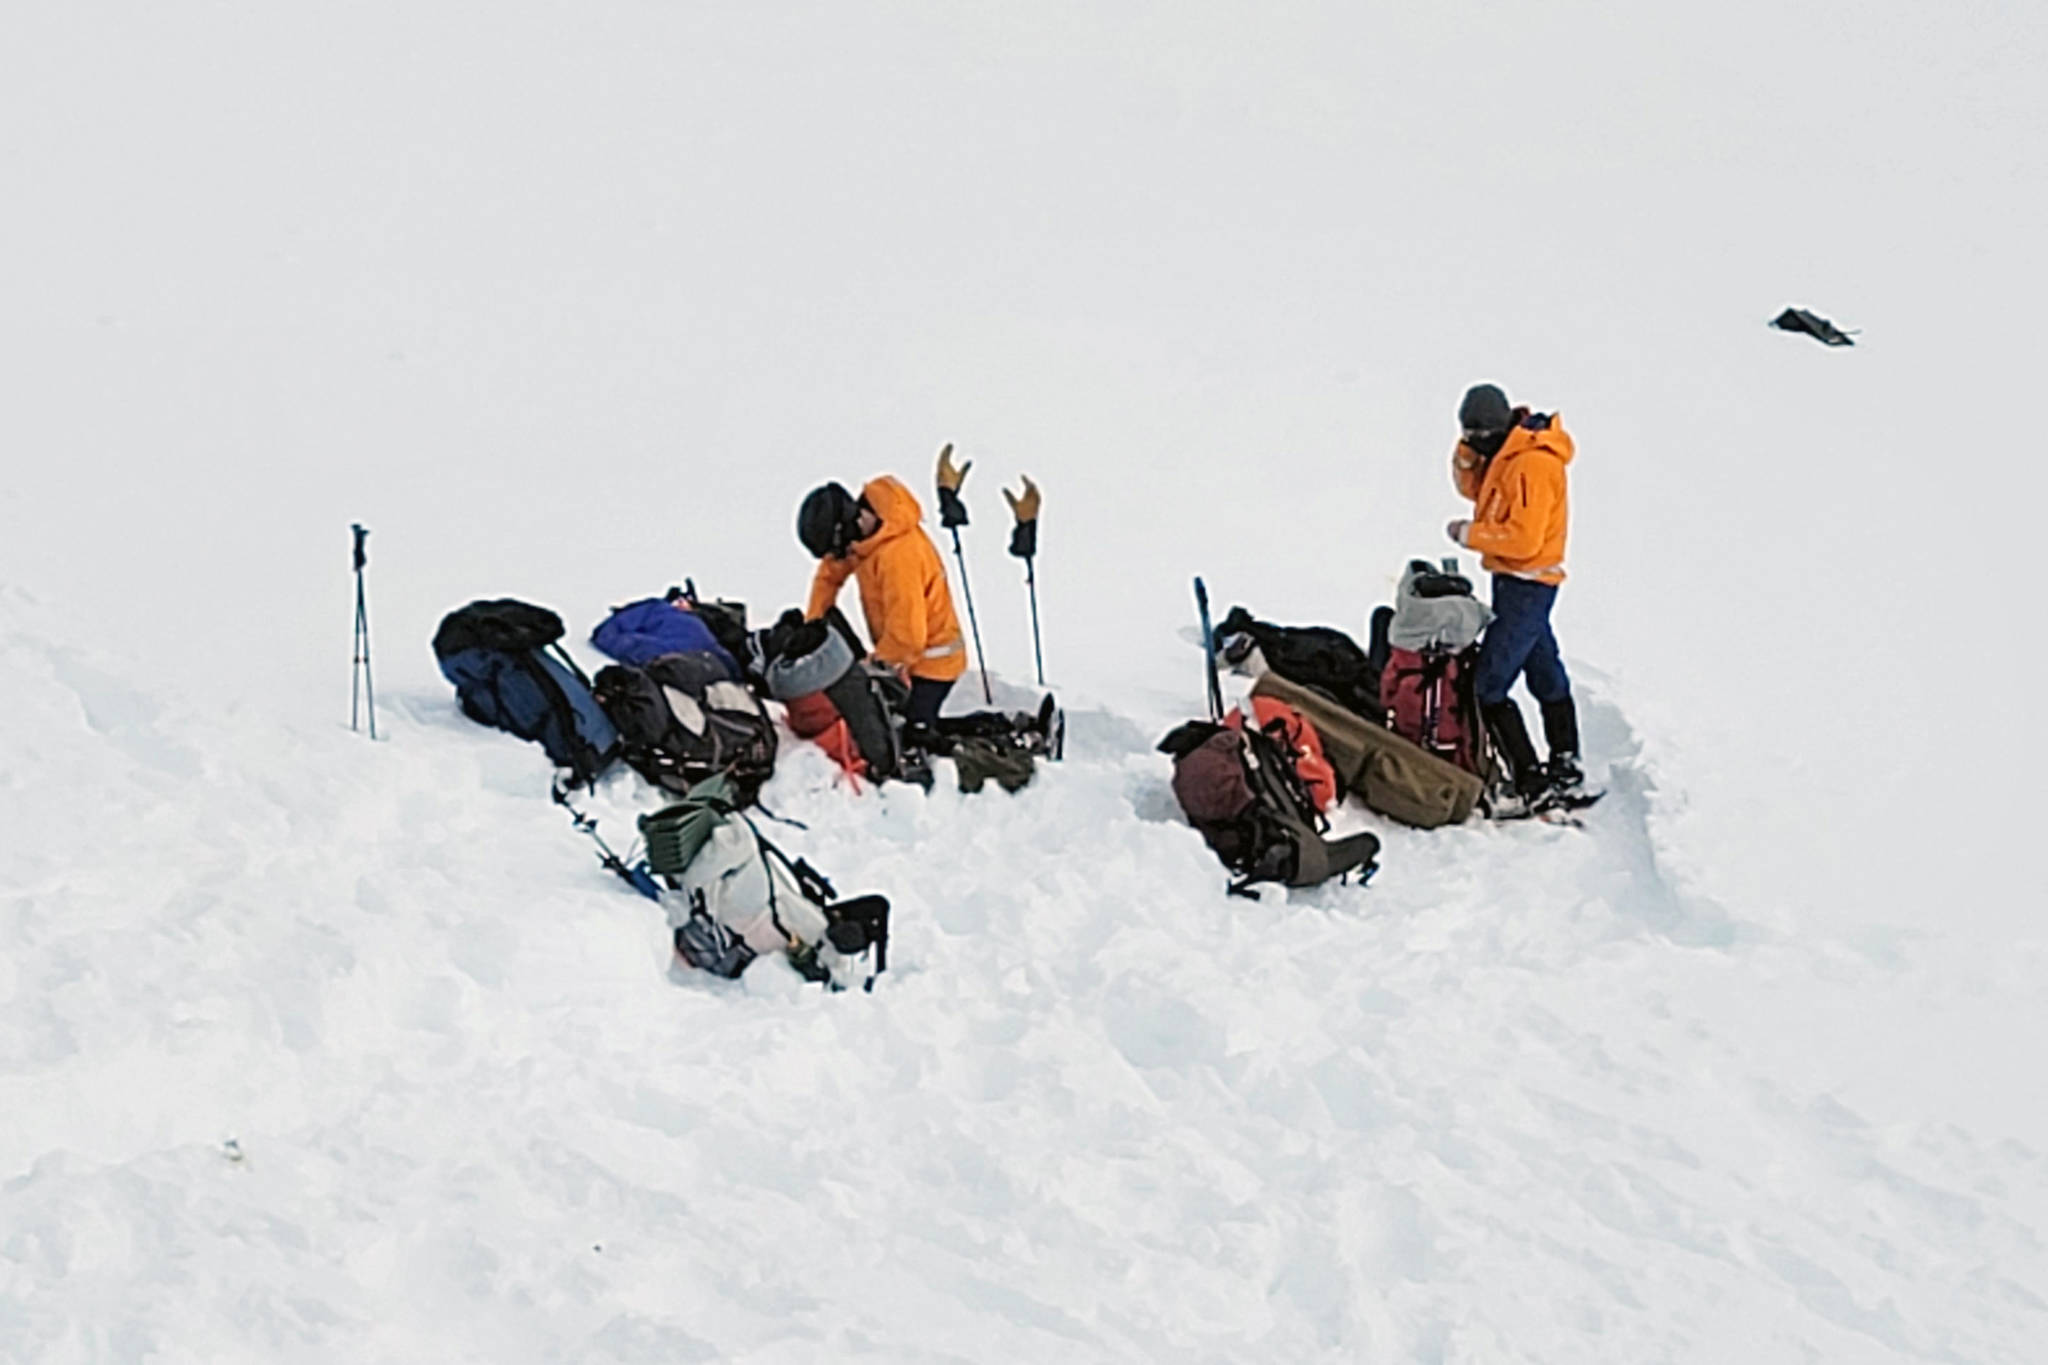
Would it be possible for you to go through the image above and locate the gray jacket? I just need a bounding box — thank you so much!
[1386,561,1490,652]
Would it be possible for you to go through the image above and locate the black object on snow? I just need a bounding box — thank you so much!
[1770,306,1857,347]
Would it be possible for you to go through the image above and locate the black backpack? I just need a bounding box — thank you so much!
[1158,719,1379,895]
[761,609,917,783]
[1213,606,1383,721]
[675,581,758,685]
[433,600,620,788]
[590,652,779,803]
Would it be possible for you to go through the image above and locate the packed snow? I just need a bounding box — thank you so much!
[4,3,2046,1362]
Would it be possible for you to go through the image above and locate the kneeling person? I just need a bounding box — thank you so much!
[797,474,967,727]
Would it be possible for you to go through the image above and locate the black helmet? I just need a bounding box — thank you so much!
[797,482,862,559]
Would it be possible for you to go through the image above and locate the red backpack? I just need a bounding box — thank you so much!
[1225,696,1337,812]
[1380,645,1486,777]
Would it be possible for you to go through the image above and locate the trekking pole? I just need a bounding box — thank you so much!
[350,523,377,739]
[1004,476,1044,686]
[553,782,663,901]
[935,444,994,703]
[1025,561,1045,685]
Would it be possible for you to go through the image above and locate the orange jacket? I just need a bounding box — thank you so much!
[1452,411,1575,585]
[805,476,968,682]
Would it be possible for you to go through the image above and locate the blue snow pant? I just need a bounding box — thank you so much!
[1473,574,1572,707]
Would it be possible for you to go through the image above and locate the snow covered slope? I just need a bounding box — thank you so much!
[8,585,2044,1362]
[5,1,2047,1360]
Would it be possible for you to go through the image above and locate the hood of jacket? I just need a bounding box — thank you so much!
[853,475,927,553]
[1496,412,1575,468]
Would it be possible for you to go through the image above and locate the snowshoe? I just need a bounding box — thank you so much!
[1539,786,1605,814]
[1484,772,1603,823]
[1536,756,1604,814]
[1483,785,1539,821]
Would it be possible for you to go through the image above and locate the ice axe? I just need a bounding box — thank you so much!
[1004,476,1044,686]
[935,443,994,704]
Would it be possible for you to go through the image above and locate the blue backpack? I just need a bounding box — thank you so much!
[590,596,740,675]
[433,599,620,788]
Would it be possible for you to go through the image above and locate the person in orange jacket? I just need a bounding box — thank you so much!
[797,473,967,727]
[1444,382,1590,813]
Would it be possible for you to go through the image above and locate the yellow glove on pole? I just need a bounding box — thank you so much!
[1004,477,1045,685]
[937,443,971,492]
[934,443,993,703]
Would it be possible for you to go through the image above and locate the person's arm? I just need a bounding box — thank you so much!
[805,556,854,620]
[1464,461,1560,561]
[1452,441,1486,502]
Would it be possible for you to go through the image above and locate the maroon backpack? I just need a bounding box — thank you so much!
[1159,721,1378,895]
[1380,646,1486,776]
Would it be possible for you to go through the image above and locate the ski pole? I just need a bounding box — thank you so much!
[1004,476,1044,686]
[1025,559,1045,686]
[935,444,994,704]
[351,523,377,739]
[947,528,994,704]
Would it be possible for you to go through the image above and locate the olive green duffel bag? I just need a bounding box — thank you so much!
[1251,673,1483,829]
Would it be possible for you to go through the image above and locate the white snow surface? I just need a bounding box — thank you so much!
[5,3,2048,1361]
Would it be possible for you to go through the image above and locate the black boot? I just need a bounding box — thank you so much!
[1539,696,1584,795]
[1481,700,1546,815]
[1022,692,1064,760]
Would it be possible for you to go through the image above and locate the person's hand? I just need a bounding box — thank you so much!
[1004,475,1040,558]
[1445,518,1470,546]
[936,444,971,528]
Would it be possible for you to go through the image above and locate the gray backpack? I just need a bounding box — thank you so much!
[638,774,892,990]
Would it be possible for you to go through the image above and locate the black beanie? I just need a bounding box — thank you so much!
[797,482,860,559]
[1458,383,1512,432]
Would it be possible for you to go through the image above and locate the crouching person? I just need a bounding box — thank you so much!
[796,473,967,727]
[792,462,1059,791]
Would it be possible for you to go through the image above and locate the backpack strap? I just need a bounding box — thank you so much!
[745,821,890,990]
[1251,719,1328,833]
[748,822,838,907]
[734,817,837,952]
[514,649,614,789]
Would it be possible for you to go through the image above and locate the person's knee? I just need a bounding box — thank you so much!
[906,677,952,726]
[1525,651,1571,705]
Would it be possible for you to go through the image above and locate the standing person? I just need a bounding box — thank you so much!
[1444,382,1590,814]
[796,472,967,727]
